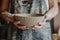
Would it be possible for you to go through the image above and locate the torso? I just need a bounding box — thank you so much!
[15,0,49,14]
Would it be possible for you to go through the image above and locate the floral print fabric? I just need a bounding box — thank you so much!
[15,0,49,15]
[15,0,52,40]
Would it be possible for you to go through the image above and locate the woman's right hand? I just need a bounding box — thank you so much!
[1,11,14,23]
[1,11,28,30]
[14,21,29,30]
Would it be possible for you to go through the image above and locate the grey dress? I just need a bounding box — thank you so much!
[15,0,52,40]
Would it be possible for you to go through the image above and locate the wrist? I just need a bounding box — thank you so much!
[44,15,50,22]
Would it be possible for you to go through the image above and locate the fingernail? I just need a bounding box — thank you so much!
[32,28,35,30]
[17,21,20,23]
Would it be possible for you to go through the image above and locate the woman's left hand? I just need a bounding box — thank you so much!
[32,21,46,30]
[32,15,47,30]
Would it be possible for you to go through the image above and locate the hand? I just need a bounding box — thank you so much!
[14,21,29,30]
[32,21,46,30]
[1,11,14,23]
[32,15,47,30]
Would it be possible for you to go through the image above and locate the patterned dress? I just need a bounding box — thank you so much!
[15,0,52,40]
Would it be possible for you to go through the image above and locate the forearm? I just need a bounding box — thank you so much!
[1,0,9,11]
[45,0,58,20]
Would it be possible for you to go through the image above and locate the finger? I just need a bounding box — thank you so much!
[38,22,45,26]
[18,26,27,30]
[38,22,42,26]
[14,23,27,30]
[6,17,14,22]
[2,11,12,17]
[5,15,13,20]
[35,25,44,28]
[14,21,20,26]
[2,11,11,15]
[44,15,47,19]
[26,26,29,29]
[22,26,27,30]
[15,21,20,24]
[2,13,14,21]
[32,25,36,30]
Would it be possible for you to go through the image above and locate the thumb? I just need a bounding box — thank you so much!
[14,21,20,25]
